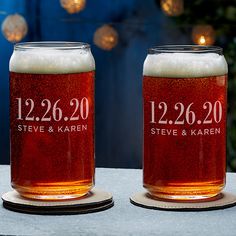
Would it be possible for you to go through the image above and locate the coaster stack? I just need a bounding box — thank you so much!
[130,192,236,211]
[2,188,113,215]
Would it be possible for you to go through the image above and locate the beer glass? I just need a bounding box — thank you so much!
[10,42,95,200]
[143,45,228,201]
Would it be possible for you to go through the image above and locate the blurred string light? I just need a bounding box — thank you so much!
[1,14,28,43]
[192,25,215,46]
[0,1,120,50]
[60,0,86,14]
[160,0,184,16]
[93,25,118,51]
[159,1,216,45]
[0,3,216,49]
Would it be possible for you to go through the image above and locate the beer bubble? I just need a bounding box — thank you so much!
[143,53,228,78]
[10,43,95,74]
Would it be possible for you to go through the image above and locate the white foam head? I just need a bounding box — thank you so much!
[10,42,95,74]
[143,52,228,78]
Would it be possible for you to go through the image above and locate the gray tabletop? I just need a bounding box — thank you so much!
[1,165,236,236]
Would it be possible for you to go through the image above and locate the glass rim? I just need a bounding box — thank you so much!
[14,41,90,50]
[148,45,223,54]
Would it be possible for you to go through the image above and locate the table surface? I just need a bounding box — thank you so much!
[1,166,236,236]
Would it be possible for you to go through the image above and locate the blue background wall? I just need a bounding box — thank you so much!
[0,0,188,167]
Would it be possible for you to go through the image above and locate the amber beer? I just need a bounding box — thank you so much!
[10,42,95,200]
[143,46,228,201]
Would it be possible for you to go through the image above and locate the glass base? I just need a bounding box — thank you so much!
[12,183,93,201]
[144,183,225,202]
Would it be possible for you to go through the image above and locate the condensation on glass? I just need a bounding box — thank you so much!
[10,42,95,200]
[143,45,228,201]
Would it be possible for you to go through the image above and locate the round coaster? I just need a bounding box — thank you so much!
[130,192,236,211]
[2,188,113,215]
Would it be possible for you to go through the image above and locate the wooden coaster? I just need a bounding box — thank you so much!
[130,192,236,211]
[2,188,113,215]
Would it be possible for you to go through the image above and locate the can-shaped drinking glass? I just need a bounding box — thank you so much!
[143,45,228,201]
[10,42,95,200]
